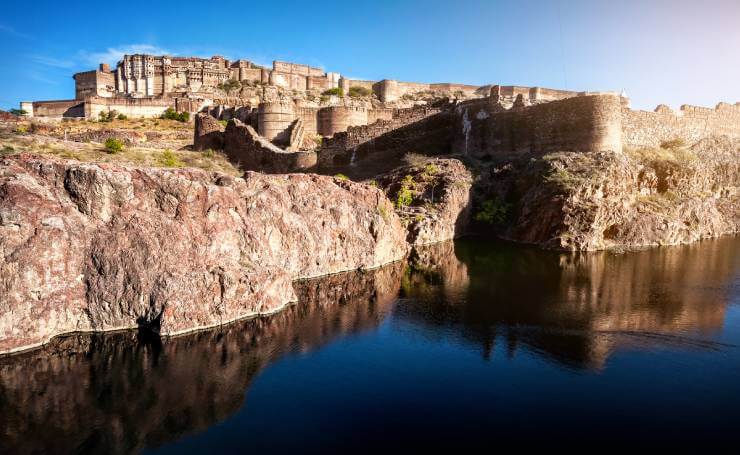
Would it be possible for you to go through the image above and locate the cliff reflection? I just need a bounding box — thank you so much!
[399,237,738,370]
[0,262,405,454]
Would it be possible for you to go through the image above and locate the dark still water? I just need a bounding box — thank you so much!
[1,237,739,453]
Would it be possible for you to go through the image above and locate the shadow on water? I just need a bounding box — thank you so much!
[0,236,738,452]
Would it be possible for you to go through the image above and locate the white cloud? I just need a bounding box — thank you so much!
[29,55,75,69]
[79,44,170,66]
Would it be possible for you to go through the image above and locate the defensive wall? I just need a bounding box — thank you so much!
[452,95,624,157]
[622,102,740,148]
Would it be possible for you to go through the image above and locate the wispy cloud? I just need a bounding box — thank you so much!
[29,55,75,69]
[27,71,61,85]
[0,24,32,40]
[79,44,170,66]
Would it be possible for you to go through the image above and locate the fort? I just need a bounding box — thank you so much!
[19,52,740,174]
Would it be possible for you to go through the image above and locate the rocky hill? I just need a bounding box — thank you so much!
[0,155,407,354]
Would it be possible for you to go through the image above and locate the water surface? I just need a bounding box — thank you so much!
[1,236,739,452]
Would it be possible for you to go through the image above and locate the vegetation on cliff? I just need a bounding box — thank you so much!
[469,136,739,250]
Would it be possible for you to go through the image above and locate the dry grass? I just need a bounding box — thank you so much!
[623,145,697,164]
[0,131,241,176]
[61,117,192,132]
[403,152,433,167]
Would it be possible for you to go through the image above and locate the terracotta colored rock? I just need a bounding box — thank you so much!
[0,155,407,354]
[475,136,740,250]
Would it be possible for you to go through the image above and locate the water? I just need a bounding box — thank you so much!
[1,237,739,453]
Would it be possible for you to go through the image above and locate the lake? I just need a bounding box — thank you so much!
[1,236,738,453]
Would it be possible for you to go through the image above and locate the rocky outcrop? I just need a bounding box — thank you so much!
[193,112,225,151]
[223,119,316,173]
[473,136,739,250]
[376,158,472,245]
[0,155,407,354]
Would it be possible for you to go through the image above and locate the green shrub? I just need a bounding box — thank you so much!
[9,108,27,116]
[348,86,372,98]
[475,199,510,225]
[660,138,686,150]
[161,108,190,122]
[159,149,182,167]
[116,113,128,120]
[334,173,349,180]
[423,162,439,176]
[104,138,124,154]
[203,148,215,158]
[14,125,28,134]
[1,145,15,155]
[396,175,415,208]
[322,87,344,97]
[219,119,228,127]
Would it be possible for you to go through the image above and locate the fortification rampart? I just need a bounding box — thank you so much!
[453,94,624,156]
[622,102,740,148]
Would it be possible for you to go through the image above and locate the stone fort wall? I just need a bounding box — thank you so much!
[622,102,740,148]
[452,95,624,157]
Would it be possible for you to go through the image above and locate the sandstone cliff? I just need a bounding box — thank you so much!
[0,155,407,354]
[472,136,739,250]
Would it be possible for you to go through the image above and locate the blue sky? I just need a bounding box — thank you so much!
[1,0,738,111]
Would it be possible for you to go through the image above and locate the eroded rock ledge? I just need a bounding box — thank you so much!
[0,155,408,354]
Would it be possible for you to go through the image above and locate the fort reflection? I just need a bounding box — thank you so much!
[0,262,405,454]
[398,237,738,370]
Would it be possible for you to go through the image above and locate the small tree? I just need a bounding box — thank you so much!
[9,108,27,116]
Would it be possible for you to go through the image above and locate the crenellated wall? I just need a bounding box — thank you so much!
[622,102,740,148]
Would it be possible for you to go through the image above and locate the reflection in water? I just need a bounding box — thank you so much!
[1,236,738,452]
[0,262,405,454]
[400,237,738,370]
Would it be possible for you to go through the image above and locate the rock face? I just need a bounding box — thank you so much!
[0,155,407,354]
[376,158,472,245]
[473,136,739,250]
[223,119,317,173]
[193,112,225,151]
